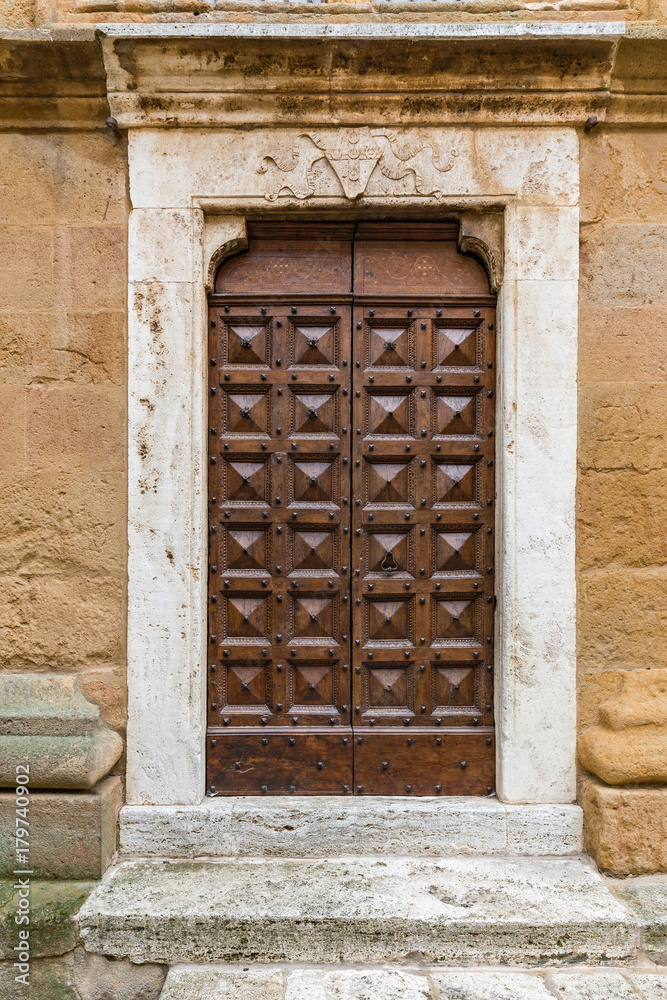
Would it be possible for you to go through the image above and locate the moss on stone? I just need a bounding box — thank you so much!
[0,879,95,959]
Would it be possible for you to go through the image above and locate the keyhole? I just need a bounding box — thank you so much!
[381,551,398,572]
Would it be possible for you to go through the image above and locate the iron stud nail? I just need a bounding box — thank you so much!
[460,760,468,769]
[435,784,442,793]
[436,737,442,745]
[356,785,364,792]
[317,761,324,769]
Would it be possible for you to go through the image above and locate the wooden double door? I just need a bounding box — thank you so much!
[207,222,496,796]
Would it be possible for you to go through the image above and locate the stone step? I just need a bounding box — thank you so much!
[159,966,667,1000]
[78,857,637,966]
[120,798,583,859]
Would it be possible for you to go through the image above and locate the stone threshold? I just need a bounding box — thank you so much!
[78,856,637,965]
[160,965,667,1000]
[120,797,583,858]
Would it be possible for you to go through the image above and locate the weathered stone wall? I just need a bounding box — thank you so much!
[578,128,667,870]
[0,131,128,759]
[578,128,667,723]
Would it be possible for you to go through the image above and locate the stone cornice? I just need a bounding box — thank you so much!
[0,32,109,128]
[94,21,667,127]
[2,21,667,128]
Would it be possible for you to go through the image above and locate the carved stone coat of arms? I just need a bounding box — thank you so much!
[259,127,459,201]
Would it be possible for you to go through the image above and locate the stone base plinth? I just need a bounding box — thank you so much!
[0,777,122,880]
[582,776,667,875]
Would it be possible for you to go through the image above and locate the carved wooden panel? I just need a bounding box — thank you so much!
[208,221,495,796]
[208,226,353,794]
[350,224,495,796]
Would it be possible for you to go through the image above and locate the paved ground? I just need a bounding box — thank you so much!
[160,965,667,999]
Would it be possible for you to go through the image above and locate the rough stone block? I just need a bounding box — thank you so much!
[0,227,54,309]
[618,883,667,954]
[0,311,125,387]
[53,226,126,311]
[431,972,552,999]
[0,472,125,577]
[578,306,667,385]
[26,384,125,473]
[580,224,667,305]
[0,574,124,670]
[162,966,285,1000]
[546,972,639,999]
[578,670,667,785]
[78,857,637,965]
[0,674,122,788]
[578,569,667,673]
[0,777,121,879]
[0,384,25,471]
[0,954,77,1000]
[228,797,507,858]
[287,969,431,1000]
[78,666,127,734]
[600,669,667,730]
[631,976,667,999]
[0,947,165,1000]
[579,725,667,785]
[578,469,667,570]
[0,134,127,227]
[580,131,667,225]
[120,802,234,858]
[578,383,667,472]
[0,879,94,958]
[505,804,583,855]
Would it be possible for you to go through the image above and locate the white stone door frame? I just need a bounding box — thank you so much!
[125,126,578,808]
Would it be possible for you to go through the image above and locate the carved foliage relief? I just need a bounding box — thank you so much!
[259,127,460,202]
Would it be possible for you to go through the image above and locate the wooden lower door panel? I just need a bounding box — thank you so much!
[353,731,494,795]
[207,730,353,794]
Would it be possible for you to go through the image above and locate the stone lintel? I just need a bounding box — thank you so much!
[0,778,122,880]
[119,798,583,858]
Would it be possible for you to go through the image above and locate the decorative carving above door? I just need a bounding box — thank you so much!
[259,128,459,201]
